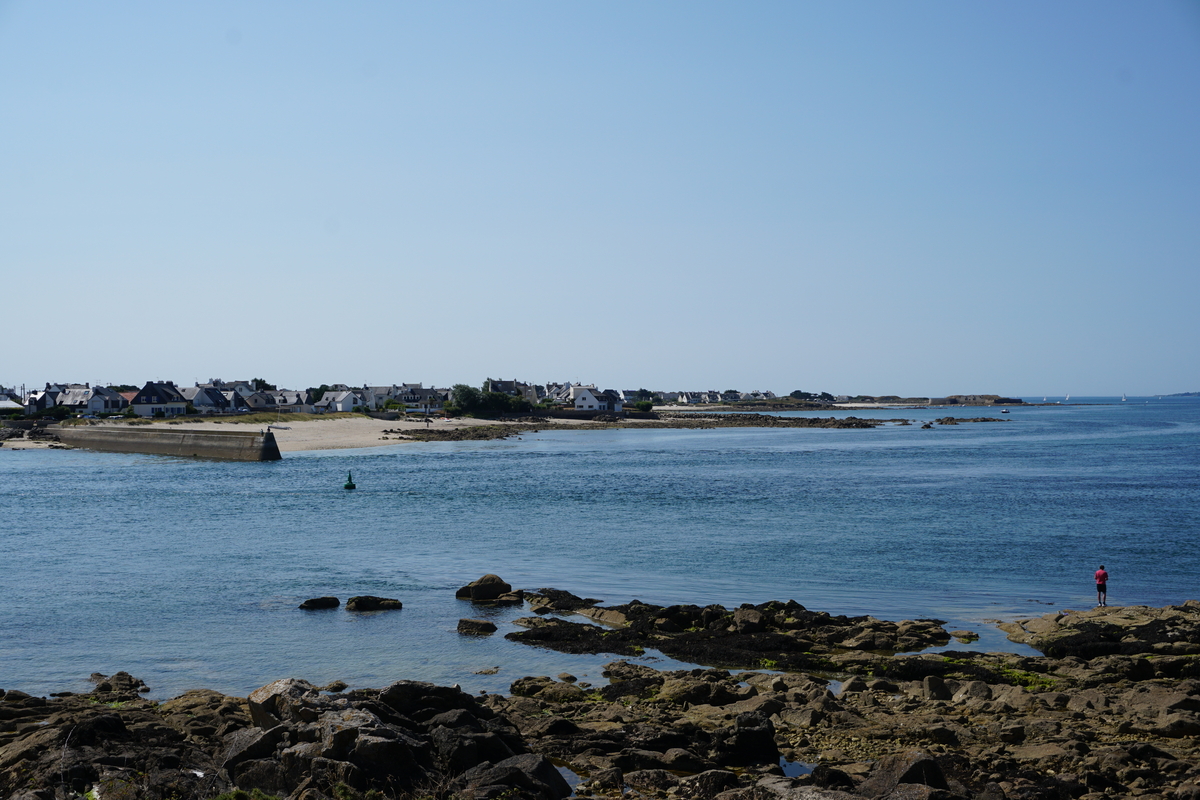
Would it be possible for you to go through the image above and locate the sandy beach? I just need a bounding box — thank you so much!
[132,415,544,452]
[3,409,900,454]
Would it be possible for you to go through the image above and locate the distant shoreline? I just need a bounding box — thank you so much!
[0,407,1030,454]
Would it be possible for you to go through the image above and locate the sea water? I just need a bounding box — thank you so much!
[2,397,1198,700]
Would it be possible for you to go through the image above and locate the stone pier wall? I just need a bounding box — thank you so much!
[53,426,282,461]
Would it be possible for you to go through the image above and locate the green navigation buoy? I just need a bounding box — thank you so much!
[344,471,356,490]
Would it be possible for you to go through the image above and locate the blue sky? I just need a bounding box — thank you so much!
[2,2,1197,396]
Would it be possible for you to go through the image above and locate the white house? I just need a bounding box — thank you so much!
[314,391,362,413]
[572,387,624,412]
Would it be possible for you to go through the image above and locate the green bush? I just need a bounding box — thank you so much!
[32,405,72,420]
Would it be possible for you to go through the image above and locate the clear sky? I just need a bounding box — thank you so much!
[2,2,1197,397]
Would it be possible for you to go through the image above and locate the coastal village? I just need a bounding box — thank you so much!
[0,378,1020,419]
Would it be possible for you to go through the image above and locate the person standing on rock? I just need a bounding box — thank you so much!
[1095,564,1109,607]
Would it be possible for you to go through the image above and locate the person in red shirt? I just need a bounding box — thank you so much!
[1095,565,1109,607]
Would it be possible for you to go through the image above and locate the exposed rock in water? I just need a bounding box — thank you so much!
[299,596,340,610]
[6,597,1200,800]
[997,601,1200,658]
[459,618,499,635]
[456,573,516,602]
[345,595,402,611]
[505,595,952,670]
[526,587,602,613]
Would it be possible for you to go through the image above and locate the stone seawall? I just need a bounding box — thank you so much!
[53,426,282,461]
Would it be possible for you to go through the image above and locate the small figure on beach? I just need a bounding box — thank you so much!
[1095,564,1108,607]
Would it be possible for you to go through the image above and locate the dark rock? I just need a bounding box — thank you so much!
[345,595,402,611]
[231,758,290,793]
[247,678,321,727]
[856,751,949,798]
[456,574,514,602]
[588,766,623,790]
[91,671,150,697]
[524,715,581,738]
[710,712,778,767]
[679,769,741,799]
[459,618,499,635]
[811,764,857,789]
[625,768,680,791]
[223,724,287,771]
[526,587,601,612]
[299,596,339,610]
[922,676,952,701]
[454,753,571,800]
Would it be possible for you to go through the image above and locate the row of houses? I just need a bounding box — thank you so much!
[669,390,778,404]
[0,380,453,418]
[481,380,777,408]
[0,379,781,419]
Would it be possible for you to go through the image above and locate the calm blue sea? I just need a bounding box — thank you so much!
[2,397,1198,700]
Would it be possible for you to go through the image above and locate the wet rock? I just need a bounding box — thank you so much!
[345,595,402,611]
[526,588,601,612]
[91,671,150,698]
[458,618,498,635]
[456,574,514,602]
[299,596,339,610]
[504,592,951,672]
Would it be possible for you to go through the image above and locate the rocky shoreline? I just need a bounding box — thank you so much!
[391,414,1003,443]
[4,585,1196,800]
[1,414,1008,451]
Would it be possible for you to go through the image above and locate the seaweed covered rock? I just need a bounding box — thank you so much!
[506,593,951,672]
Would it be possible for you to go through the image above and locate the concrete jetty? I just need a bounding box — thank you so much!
[53,426,282,461]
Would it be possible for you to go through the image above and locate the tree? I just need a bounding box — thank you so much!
[790,390,815,400]
[252,378,277,392]
[33,404,72,420]
[451,384,482,412]
[308,385,331,403]
[633,400,654,413]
